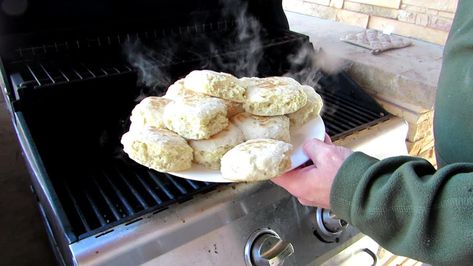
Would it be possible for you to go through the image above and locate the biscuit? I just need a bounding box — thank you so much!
[165,78,244,118]
[129,97,172,131]
[220,139,292,182]
[287,85,324,129]
[189,123,244,169]
[225,101,245,118]
[241,76,307,116]
[184,70,246,102]
[164,79,203,100]
[121,128,193,172]
[163,96,228,140]
[231,112,290,142]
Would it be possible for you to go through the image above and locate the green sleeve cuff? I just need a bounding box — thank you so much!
[330,151,379,221]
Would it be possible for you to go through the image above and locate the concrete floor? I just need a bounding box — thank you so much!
[0,99,56,265]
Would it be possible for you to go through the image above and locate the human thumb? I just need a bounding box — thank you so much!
[302,138,328,164]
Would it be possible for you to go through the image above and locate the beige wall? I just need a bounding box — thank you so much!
[283,0,458,45]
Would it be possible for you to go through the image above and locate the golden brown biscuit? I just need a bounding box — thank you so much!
[189,123,244,169]
[287,85,323,129]
[165,78,244,118]
[129,96,172,131]
[220,139,292,181]
[232,112,290,142]
[184,70,246,102]
[121,128,193,172]
[241,77,307,116]
[163,96,228,140]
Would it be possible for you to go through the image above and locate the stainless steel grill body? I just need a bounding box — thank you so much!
[65,118,407,266]
[72,182,356,266]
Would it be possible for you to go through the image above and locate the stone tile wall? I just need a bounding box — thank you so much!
[373,96,436,165]
[283,0,458,45]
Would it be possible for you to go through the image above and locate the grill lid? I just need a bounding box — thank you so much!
[0,0,289,56]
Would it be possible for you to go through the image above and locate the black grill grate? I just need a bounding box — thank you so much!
[15,63,133,89]
[13,20,239,59]
[53,88,388,241]
[56,161,219,240]
[319,90,391,141]
[9,29,308,92]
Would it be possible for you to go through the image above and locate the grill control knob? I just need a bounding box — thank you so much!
[244,228,294,266]
[314,208,348,242]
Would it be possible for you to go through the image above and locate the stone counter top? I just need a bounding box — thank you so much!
[286,11,444,113]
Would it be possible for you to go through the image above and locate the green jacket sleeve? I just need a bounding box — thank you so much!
[331,152,473,265]
[330,1,473,265]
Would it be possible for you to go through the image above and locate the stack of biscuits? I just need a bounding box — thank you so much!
[121,70,323,182]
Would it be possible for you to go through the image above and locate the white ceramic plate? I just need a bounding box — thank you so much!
[169,116,325,183]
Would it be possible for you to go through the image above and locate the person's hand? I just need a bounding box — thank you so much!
[272,134,352,209]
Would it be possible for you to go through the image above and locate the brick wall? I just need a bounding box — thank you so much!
[283,0,458,45]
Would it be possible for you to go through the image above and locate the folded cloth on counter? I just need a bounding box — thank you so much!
[340,29,412,55]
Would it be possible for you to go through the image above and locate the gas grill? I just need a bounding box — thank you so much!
[0,0,407,265]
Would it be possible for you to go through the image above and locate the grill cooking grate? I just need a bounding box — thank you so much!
[57,162,219,240]
[9,29,308,92]
[13,20,239,58]
[54,87,388,241]
[15,63,133,89]
[320,90,390,140]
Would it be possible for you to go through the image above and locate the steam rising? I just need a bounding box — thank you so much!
[123,0,347,98]
[124,0,264,94]
[123,39,172,101]
[285,45,323,88]
[285,44,349,88]
[118,1,352,160]
[219,0,263,77]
